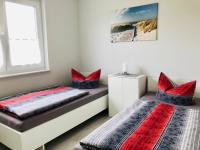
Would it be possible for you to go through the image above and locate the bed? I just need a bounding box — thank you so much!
[0,85,108,150]
[77,93,200,150]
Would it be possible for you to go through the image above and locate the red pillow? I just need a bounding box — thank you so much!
[71,68,101,89]
[71,69,101,81]
[158,72,174,92]
[157,72,196,105]
[71,69,86,80]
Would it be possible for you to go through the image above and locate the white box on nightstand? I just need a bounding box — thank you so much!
[108,74,147,117]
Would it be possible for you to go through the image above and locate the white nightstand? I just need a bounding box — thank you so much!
[108,74,147,117]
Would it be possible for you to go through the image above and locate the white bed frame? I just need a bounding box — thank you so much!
[0,95,108,150]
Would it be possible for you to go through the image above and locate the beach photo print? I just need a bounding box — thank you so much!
[111,3,158,43]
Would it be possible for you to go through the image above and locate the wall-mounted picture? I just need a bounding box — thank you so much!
[111,3,158,43]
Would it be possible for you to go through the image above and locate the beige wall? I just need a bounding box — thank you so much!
[0,0,80,97]
[78,0,200,96]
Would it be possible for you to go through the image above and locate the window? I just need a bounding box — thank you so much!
[0,0,48,76]
[0,40,3,70]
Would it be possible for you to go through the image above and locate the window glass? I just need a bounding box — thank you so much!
[0,39,3,69]
[5,1,42,66]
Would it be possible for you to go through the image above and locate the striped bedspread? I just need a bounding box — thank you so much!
[0,86,89,119]
[80,100,200,150]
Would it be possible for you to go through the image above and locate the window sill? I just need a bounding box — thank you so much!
[0,69,50,79]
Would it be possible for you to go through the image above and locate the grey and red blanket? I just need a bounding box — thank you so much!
[80,99,200,150]
[0,86,88,119]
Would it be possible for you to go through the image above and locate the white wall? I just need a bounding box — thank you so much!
[1,0,200,97]
[78,0,200,96]
[0,0,80,97]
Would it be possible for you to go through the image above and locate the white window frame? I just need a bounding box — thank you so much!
[0,0,49,77]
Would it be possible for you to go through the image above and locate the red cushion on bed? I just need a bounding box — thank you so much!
[157,72,196,106]
[71,68,101,89]
[71,68,101,81]
[158,72,174,92]
[158,72,196,97]
[71,69,86,80]
[167,81,196,96]
[85,69,101,81]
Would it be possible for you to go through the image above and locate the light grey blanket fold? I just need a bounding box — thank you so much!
[4,88,89,119]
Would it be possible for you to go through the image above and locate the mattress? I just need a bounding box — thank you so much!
[0,85,108,132]
[79,93,200,150]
